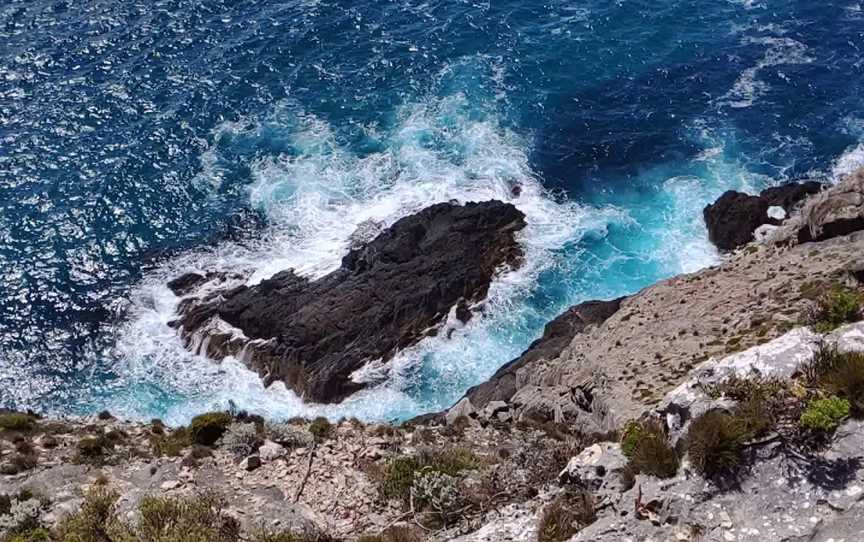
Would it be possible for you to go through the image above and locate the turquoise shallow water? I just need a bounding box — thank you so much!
[1,0,863,424]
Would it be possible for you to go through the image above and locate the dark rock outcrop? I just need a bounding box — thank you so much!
[460,297,624,410]
[704,181,823,251]
[171,200,526,403]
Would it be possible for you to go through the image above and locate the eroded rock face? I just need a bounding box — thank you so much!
[459,298,624,412]
[703,181,822,251]
[797,169,864,243]
[171,200,526,403]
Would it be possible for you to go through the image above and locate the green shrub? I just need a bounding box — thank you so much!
[150,427,191,457]
[704,374,785,402]
[308,417,333,442]
[686,410,751,479]
[804,346,864,417]
[619,421,642,457]
[356,526,421,542]
[0,414,36,433]
[537,490,595,542]
[810,287,863,333]
[53,487,120,541]
[74,435,114,464]
[5,528,51,542]
[376,448,477,505]
[188,412,232,446]
[800,396,850,431]
[620,419,678,479]
[128,492,240,542]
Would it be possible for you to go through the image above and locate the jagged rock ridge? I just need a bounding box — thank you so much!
[171,200,526,403]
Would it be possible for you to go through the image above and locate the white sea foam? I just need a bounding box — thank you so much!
[832,143,864,181]
[718,36,812,109]
[106,86,628,425]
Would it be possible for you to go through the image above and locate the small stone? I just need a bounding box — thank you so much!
[259,441,287,462]
[240,455,262,471]
[445,397,475,425]
[160,480,181,490]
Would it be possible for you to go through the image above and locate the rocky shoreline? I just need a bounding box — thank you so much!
[3,170,864,541]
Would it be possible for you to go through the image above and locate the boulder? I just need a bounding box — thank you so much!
[704,191,770,251]
[704,181,823,251]
[240,456,261,472]
[446,398,476,425]
[797,169,864,243]
[171,200,526,403]
[559,442,630,504]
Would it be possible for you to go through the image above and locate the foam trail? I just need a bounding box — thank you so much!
[104,84,626,424]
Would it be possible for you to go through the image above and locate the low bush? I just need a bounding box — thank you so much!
[809,286,863,333]
[686,410,752,479]
[803,346,864,417]
[537,490,595,542]
[376,448,477,505]
[308,417,333,442]
[188,412,233,446]
[53,488,119,541]
[264,422,314,449]
[356,526,421,542]
[620,419,678,479]
[799,396,850,431]
[218,423,262,458]
[0,414,36,433]
[410,471,465,524]
[74,435,114,465]
[149,427,191,457]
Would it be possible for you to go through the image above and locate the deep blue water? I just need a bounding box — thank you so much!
[1,0,863,424]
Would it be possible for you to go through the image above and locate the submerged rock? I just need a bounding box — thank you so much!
[170,200,526,403]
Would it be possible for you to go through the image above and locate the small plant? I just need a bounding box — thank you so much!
[218,423,262,458]
[620,419,678,479]
[188,412,233,446]
[150,427,191,457]
[264,422,314,449]
[620,421,642,457]
[0,414,36,433]
[0,494,45,536]
[356,526,422,542]
[686,410,752,479]
[410,471,465,524]
[308,417,333,442]
[799,396,850,431]
[803,345,864,417]
[809,286,863,333]
[53,488,119,541]
[376,449,477,505]
[128,492,241,542]
[74,435,113,465]
[537,490,595,542]
[703,374,785,402]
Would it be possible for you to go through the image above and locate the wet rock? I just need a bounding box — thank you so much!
[167,272,207,296]
[704,181,823,251]
[704,191,770,251]
[173,201,526,403]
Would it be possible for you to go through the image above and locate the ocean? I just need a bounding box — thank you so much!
[1,0,863,424]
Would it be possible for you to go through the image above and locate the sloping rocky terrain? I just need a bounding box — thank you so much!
[2,170,864,542]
